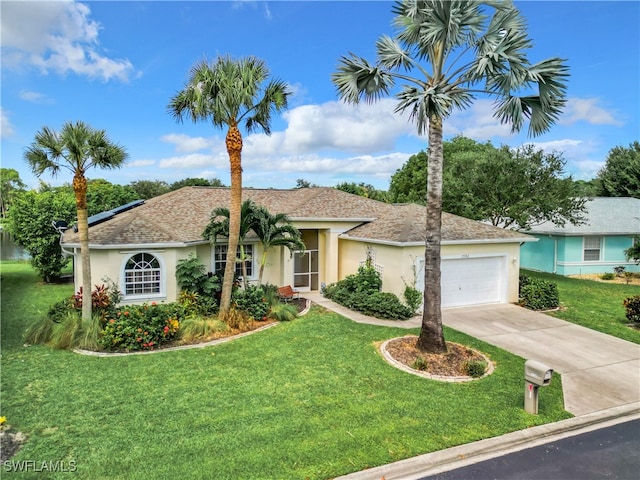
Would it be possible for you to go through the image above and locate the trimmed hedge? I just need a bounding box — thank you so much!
[519,274,559,310]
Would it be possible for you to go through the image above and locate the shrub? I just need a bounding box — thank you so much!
[179,316,228,342]
[24,311,100,350]
[519,275,559,310]
[623,295,640,323]
[71,281,122,321]
[464,360,487,378]
[613,266,626,277]
[412,357,428,371]
[233,286,270,321]
[267,303,299,322]
[600,273,615,280]
[403,285,422,314]
[99,303,182,351]
[175,254,220,311]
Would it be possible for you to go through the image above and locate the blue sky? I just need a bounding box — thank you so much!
[1,0,638,191]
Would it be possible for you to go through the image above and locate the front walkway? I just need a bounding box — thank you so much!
[305,293,640,416]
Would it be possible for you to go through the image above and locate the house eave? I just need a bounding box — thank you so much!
[340,235,533,247]
[63,242,191,250]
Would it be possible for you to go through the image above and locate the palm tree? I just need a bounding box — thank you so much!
[24,121,128,322]
[168,56,290,315]
[332,0,568,353]
[203,199,259,290]
[250,205,305,285]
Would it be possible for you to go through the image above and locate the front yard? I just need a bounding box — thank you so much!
[0,261,572,479]
[523,269,640,344]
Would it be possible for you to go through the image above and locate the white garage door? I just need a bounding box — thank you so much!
[441,256,506,307]
[417,256,507,308]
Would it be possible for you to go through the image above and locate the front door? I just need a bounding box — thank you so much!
[294,250,319,291]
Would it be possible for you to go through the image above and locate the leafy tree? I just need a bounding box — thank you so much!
[6,189,76,281]
[0,168,26,218]
[597,141,640,198]
[168,55,290,315]
[295,179,319,188]
[335,181,389,202]
[250,205,305,285]
[625,236,640,265]
[24,121,128,322]
[573,179,600,197]
[85,179,139,214]
[332,0,568,353]
[170,177,225,190]
[129,180,170,199]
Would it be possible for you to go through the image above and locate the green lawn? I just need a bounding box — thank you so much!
[523,269,640,344]
[0,262,572,479]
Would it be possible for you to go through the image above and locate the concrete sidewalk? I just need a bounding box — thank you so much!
[303,293,640,479]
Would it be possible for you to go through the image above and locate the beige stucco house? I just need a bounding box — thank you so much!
[61,187,532,309]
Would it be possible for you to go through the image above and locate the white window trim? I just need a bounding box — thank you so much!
[582,236,603,262]
[211,242,257,280]
[120,251,166,301]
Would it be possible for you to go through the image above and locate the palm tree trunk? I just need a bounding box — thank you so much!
[416,115,447,354]
[73,172,92,325]
[220,121,243,314]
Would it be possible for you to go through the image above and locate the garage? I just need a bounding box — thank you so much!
[417,255,508,308]
[441,255,507,307]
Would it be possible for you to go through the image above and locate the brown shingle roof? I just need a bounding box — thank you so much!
[63,186,531,246]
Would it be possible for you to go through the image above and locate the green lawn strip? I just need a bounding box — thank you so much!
[2,262,570,479]
[523,269,640,344]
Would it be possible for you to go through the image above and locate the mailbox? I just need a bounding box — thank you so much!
[524,359,553,386]
[524,359,554,414]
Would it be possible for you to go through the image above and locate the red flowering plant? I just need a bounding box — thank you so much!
[99,302,182,351]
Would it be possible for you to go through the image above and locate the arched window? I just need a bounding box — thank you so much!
[124,253,161,295]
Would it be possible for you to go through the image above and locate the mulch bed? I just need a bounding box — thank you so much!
[384,335,489,377]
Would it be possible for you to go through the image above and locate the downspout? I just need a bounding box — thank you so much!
[52,221,74,258]
[551,235,557,274]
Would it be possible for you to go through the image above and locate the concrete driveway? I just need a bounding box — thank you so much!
[307,293,640,417]
[442,303,640,416]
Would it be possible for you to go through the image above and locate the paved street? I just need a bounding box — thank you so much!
[421,419,640,480]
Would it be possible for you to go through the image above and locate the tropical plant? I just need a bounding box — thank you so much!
[625,236,640,265]
[168,55,290,315]
[250,204,305,285]
[203,199,259,289]
[332,0,568,352]
[24,121,128,323]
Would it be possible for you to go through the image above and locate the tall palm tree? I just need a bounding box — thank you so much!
[250,205,305,285]
[168,56,290,315]
[332,0,568,353]
[203,199,259,290]
[24,121,128,322]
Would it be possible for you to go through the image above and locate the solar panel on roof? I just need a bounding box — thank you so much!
[110,199,144,216]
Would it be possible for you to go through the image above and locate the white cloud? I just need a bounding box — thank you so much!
[0,1,134,82]
[277,99,414,155]
[159,153,226,169]
[19,90,52,103]
[128,159,156,168]
[559,98,623,126]
[1,109,15,138]
[160,133,220,153]
[446,99,515,140]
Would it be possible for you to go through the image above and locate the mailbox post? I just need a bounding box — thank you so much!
[524,359,553,414]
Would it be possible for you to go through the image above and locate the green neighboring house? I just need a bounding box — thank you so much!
[520,197,640,275]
